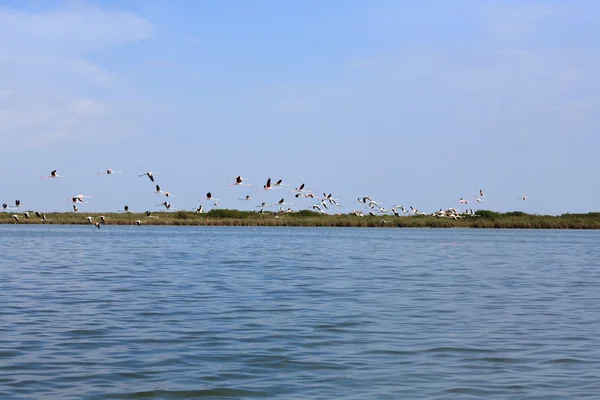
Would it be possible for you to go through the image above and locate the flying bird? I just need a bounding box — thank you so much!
[139,172,159,182]
[293,183,311,193]
[228,176,251,186]
[42,170,67,179]
[273,179,290,187]
[202,192,220,201]
[262,178,274,190]
[99,169,124,175]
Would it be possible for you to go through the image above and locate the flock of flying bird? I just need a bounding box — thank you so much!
[1,169,529,227]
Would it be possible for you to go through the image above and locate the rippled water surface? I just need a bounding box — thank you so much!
[1,226,600,399]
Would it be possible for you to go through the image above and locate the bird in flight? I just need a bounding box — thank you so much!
[98,169,124,175]
[202,192,221,201]
[228,176,251,187]
[273,179,290,187]
[156,201,174,210]
[293,183,311,193]
[42,170,67,179]
[139,172,159,182]
[262,178,275,191]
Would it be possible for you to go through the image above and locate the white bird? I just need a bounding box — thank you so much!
[139,172,159,182]
[156,201,173,210]
[73,204,79,212]
[261,178,275,191]
[12,215,18,222]
[273,179,290,187]
[42,169,67,179]
[155,185,175,197]
[228,175,251,187]
[86,216,94,224]
[195,205,204,213]
[312,205,326,215]
[201,192,220,201]
[94,222,101,229]
[275,198,293,206]
[23,212,30,219]
[98,169,124,175]
[135,220,143,226]
[292,183,311,193]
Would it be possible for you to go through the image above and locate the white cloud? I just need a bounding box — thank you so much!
[0,4,154,146]
[484,4,563,40]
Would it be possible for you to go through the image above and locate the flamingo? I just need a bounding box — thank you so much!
[275,198,294,206]
[66,195,94,204]
[155,185,175,197]
[521,195,527,200]
[262,178,274,190]
[123,205,129,213]
[98,169,124,175]
[312,205,326,215]
[292,183,311,193]
[72,204,79,212]
[240,195,252,201]
[23,212,30,219]
[273,179,290,187]
[12,215,18,222]
[86,216,94,224]
[15,199,21,208]
[255,202,268,208]
[139,172,159,182]
[196,205,204,213]
[2,203,7,210]
[202,192,220,201]
[135,220,143,226]
[228,176,251,187]
[94,222,101,229]
[156,201,174,210]
[42,170,67,179]
[99,216,107,224]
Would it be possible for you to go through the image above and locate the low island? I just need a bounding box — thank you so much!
[1,209,600,229]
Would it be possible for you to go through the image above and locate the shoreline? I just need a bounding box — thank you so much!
[1,210,599,229]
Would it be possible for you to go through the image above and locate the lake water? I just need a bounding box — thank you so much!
[1,226,599,399]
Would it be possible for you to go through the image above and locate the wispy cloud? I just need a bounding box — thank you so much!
[0,4,154,146]
[484,3,564,40]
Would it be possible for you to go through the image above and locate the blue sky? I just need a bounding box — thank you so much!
[0,0,598,215]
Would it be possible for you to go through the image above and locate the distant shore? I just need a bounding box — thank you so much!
[1,210,600,229]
